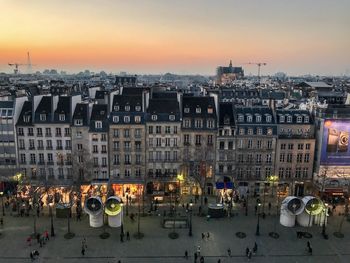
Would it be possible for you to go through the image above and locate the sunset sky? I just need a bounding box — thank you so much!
[0,0,349,75]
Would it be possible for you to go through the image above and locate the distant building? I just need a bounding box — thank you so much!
[216,61,244,84]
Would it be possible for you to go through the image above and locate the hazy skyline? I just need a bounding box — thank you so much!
[1,0,349,76]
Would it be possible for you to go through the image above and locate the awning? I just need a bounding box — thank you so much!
[216,182,234,189]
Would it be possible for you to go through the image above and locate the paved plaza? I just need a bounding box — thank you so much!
[1,198,350,263]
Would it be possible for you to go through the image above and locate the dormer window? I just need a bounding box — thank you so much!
[74,119,83,126]
[256,115,262,122]
[24,115,30,123]
[124,116,130,123]
[100,110,105,115]
[287,115,292,123]
[169,115,175,121]
[114,106,120,111]
[196,107,201,114]
[151,115,157,121]
[238,114,244,122]
[135,106,141,112]
[296,115,302,123]
[208,108,213,114]
[59,114,65,121]
[247,115,252,122]
[95,121,102,129]
[40,114,46,121]
[134,116,141,123]
[125,106,130,112]
[279,115,285,123]
[304,116,309,123]
[113,116,119,123]
[266,115,272,123]
[184,107,190,113]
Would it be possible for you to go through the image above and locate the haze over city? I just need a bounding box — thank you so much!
[1,0,349,75]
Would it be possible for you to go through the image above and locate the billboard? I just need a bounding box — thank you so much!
[321,119,350,165]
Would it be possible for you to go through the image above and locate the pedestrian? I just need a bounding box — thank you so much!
[44,230,49,241]
[81,246,85,256]
[201,233,205,239]
[197,245,201,256]
[206,232,210,239]
[126,231,130,241]
[120,232,124,242]
[248,250,252,260]
[27,236,32,246]
[194,252,198,262]
[0,218,3,226]
[307,241,310,248]
[253,242,258,254]
[254,205,257,215]
[217,260,221,263]
[36,207,40,217]
[227,248,231,257]
[82,237,87,248]
[200,256,204,263]
[117,260,121,263]
[185,250,188,259]
[308,246,312,255]
[199,206,202,215]
[30,251,34,262]
[245,247,249,256]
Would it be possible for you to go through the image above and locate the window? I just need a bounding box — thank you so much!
[156,126,161,134]
[257,128,262,135]
[113,141,120,150]
[156,151,161,161]
[46,128,52,137]
[304,116,309,123]
[207,120,214,128]
[114,154,120,165]
[286,167,291,178]
[102,157,107,167]
[184,134,190,145]
[125,105,130,111]
[18,128,24,136]
[279,115,285,123]
[165,126,171,134]
[24,115,30,123]
[47,153,53,163]
[75,119,83,126]
[95,121,102,129]
[247,115,252,122]
[28,128,34,136]
[37,128,43,136]
[151,115,157,121]
[169,115,175,121]
[238,154,244,163]
[267,140,272,149]
[280,153,285,162]
[56,140,62,150]
[256,115,262,122]
[255,167,261,178]
[46,140,52,149]
[135,116,141,123]
[296,116,302,123]
[174,126,178,134]
[39,153,44,164]
[195,135,201,145]
[247,140,252,149]
[38,140,43,149]
[77,144,83,150]
[266,115,272,123]
[56,128,61,136]
[207,135,213,145]
[30,153,36,164]
[265,167,271,177]
[124,141,131,150]
[196,107,201,113]
[40,114,46,121]
[76,131,82,138]
[184,119,191,128]
[281,143,286,150]
[136,154,141,164]
[278,168,284,178]
[257,140,262,149]
[59,114,65,121]
[238,114,244,122]
[114,105,120,111]
[124,129,130,138]
[165,138,170,146]
[296,167,302,178]
[298,143,304,150]
[219,165,224,174]
[93,157,99,166]
[246,154,253,163]
[135,128,141,138]
[267,128,273,135]
[228,141,233,149]
[239,128,244,135]
[148,126,153,134]
[287,115,292,123]
[19,139,25,149]
[113,116,119,123]
[156,138,161,146]
[219,141,225,150]
[113,129,119,137]
[304,153,310,163]
[135,106,141,111]
[124,154,131,164]
[184,107,190,113]
[29,139,35,149]
[266,154,272,163]
[248,128,253,135]
[306,143,311,150]
[195,119,203,128]
[256,154,262,164]
[303,168,309,178]
[297,153,303,163]
[64,128,70,136]
[93,145,98,153]
[288,143,294,150]
[165,151,171,161]
[20,154,26,164]
[124,116,130,123]
[287,153,292,163]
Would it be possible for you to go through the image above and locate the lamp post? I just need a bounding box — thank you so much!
[255,202,261,236]
[49,203,55,237]
[188,202,193,236]
[322,203,328,236]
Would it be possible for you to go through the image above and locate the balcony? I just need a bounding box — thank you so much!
[101,164,107,167]
[18,133,24,136]
[27,133,34,136]
[56,146,63,150]
[124,162,131,165]
[38,161,45,165]
[113,162,120,165]
[101,150,107,154]
[46,146,53,150]
[55,133,62,137]
[30,161,36,165]
[37,133,43,137]
[65,146,72,150]
[45,133,52,137]
[29,146,35,150]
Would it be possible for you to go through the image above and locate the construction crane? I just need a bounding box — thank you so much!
[8,52,34,74]
[244,62,267,83]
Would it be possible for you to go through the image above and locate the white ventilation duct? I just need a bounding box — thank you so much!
[297,196,323,227]
[84,196,104,228]
[105,196,123,228]
[280,196,304,227]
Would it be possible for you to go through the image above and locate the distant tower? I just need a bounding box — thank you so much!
[229,60,232,68]
[27,51,32,74]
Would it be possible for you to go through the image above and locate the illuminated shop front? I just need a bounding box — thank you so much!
[111,183,144,201]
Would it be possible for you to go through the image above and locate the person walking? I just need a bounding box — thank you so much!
[248,250,252,260]
[227,248,231,257]
[206,232,210,239]
[197,245,201,257]
[253,242,258,254]
[245,247,250,257]
[81,246,85,256]
[185,250,188,259]
[44,230,49,241]
[82,237,87,249]
[200,256,204,263]
[194,252,198,263]
[126,231,130,241]
[217,259,221,263]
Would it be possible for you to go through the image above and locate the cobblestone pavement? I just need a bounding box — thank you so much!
[0,197,350,263]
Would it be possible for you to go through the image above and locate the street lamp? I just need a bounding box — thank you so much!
[322,203,328,236]
[256,202,262,236]
[49,202,55,237]
[188,202,193,236]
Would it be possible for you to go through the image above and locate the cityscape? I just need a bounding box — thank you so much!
[1,1,350,263]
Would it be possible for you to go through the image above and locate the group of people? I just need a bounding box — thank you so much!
[27,230,50,261]
[244,242,258,260]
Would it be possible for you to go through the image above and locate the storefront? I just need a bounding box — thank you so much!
[111,183,143,202]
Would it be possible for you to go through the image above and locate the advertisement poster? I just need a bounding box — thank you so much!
[321,119,350,165]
